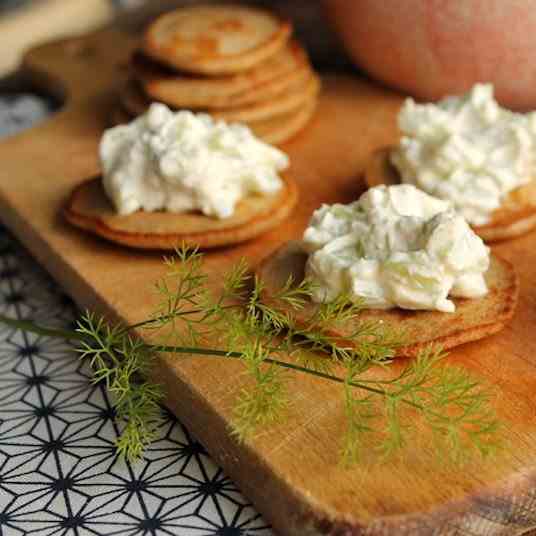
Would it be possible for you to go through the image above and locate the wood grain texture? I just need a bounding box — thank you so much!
[1,28,536,536]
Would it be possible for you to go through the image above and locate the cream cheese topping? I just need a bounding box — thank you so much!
[391,83,536,225]
[303,185,490,312]
[100,103,289,219]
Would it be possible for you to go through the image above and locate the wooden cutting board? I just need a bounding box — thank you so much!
[1,28,536,536]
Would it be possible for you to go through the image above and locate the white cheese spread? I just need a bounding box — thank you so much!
[391,83,536,225]
[302,185,490,312]
[100,103,289,219]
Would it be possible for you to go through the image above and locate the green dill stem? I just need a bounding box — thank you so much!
[119,305,239,334]
[148,343,423,411]
[0,313,86,341]
[0,313,421,412]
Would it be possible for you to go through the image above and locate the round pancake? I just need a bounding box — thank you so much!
[257,241,519,358]
[119,80,151,117]
[143,5,292,75]
[133,41,311,110]
[146,64,312,113]
[120,72,319,123]
[211,74,320,122]
[111,105,133,127]
[117,82,319,146]
[63,175,299,250]
[248,95,318,146]
[364,147,536,242]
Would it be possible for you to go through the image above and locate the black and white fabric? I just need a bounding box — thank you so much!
[0,93,273,535]
[0,94,50,138]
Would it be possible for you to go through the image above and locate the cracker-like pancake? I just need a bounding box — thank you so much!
[120,72,320,123]
[118,80,151,118]
[133,41,311,110]
[143,5,291,75]
[365,147,536,242]
[116,84,318,147]
[64,176,298,250]
[248,95,318,146]
[111,105,133,127]
[211,74,320,122]
[257,241,518,358]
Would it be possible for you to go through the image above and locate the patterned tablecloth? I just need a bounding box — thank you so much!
[0,95,273,535]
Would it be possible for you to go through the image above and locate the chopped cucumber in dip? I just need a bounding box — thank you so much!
[302,185,490,312]
[390,83,536,225]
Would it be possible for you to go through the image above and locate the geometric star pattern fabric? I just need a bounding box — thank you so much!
[0,92,273,536]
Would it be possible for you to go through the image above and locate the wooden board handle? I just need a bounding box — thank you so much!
[0,0,115,76]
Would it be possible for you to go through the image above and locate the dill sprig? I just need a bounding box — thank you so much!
[0,244,502,465]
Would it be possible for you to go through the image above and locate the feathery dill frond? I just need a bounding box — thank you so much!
[341,392,377,466]
[0,244,501,466]
[75,311,123,387]
[231,339,288,441]
[222,256,250,299]
[287,292,403,363]
[340,350,379,465]
[339,345,502,464]
[315,292,366,327]
[75,312,164,462]
[291,348,335,375]
[114,381,164,461]
[412,347,503,462]
[148,244,251,349]
[248,274,313,334]
[152,246,211,346]
[270,274,313,311]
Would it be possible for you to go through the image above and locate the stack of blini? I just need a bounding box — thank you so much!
[116,4,321,145]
